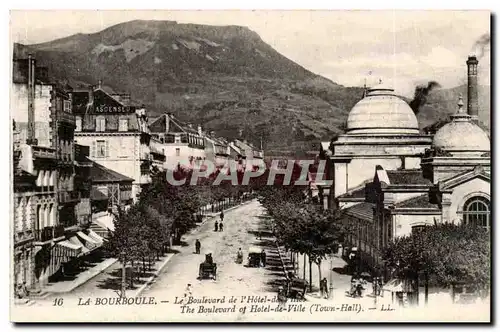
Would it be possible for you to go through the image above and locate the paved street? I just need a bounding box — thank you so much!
[15,199,485,322]
[141,199,288,321]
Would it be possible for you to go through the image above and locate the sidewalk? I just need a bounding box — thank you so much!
[29,199,256,303]
[44,258,118,294]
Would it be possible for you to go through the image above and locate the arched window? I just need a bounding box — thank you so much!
[462,196,490,230]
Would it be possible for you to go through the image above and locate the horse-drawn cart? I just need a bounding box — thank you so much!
[198,254,217,280]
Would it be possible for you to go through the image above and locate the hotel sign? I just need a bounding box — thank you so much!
[93,106,134,113]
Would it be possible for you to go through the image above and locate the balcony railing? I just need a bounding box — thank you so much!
[32,146,57,160]
[34,226,54,242]
[34,224,74,242]
[57,112,75,126]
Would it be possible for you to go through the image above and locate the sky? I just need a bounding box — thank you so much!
[10,10,491,97]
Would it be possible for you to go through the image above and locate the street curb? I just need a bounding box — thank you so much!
[275,243,290,279]
[131,253,175,298]
[48,258,119,294]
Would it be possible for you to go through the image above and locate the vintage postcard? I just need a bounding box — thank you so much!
[10,10,491,322]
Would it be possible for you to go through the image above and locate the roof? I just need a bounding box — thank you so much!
[342,202,374,221]
[149,114,198,134]
[386,170,432,185]
[432,96,490,154]
[91,162,134,183]
[346,85,419,135]
[338,186,366,199]
[394,195,438,209]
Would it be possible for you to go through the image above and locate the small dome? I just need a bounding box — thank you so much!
[433,96,490,155]
[347,82,419,135]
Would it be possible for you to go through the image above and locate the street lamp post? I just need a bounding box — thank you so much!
[329,253,334,299]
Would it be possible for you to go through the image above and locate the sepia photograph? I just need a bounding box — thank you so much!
[9,9,491,322]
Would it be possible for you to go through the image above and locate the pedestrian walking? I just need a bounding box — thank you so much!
[320,278,329,299]
[260,249,266,267]
[180,283,193,304]
[220,211,224,221]
[195,239,201,254]
[214,221,219,232]
[219,222,224,232]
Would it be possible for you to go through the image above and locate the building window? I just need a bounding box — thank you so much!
[64,100,72,113]
[462,196,490,230]
[96,116,106,132]
[75,116,82,132]
[176,148,180,157]
[95,140,108,158]
[119,118,129,132]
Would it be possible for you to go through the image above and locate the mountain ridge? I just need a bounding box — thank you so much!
[13,20,490,155]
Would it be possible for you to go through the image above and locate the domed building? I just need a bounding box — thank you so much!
[316,56,491,289]
[319,81,432,210]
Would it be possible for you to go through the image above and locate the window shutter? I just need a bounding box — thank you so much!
[105,140,110,157]
[91,141,96,158]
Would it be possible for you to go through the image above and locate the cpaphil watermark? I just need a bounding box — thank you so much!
[164,160,332,186]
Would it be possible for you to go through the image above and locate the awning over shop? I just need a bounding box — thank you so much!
[54,240,82,263]
[69,236,89,255]
[88,229,107,243]
[77,231,100,245]
[95,214,115,232]
[383,278,405,292]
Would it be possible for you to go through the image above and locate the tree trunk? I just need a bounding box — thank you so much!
[121,260,126,298]
[317,259,322,290]
[415,273,419,306]
[308,256,313,292]
[424,271,429,305]
[129,262,134,289]
[303,254,306,279]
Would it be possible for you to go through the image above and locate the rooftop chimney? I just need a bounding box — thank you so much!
[86,85,94,113]
[26,54,37,145]
[165,113,170,134]
[466,55,479,122]
[98,80,102,89]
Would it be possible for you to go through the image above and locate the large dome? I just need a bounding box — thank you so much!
[346,83,419,135]
[433,96,490,155]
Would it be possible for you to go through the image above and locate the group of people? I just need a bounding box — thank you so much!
[349,275,367,298]
[214,211,224,232]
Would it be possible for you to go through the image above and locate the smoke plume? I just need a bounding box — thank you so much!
[409,81,441,115]
[471,33,490,59]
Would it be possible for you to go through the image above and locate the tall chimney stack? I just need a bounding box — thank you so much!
[26,54,37,145]
[466,55,479,123]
